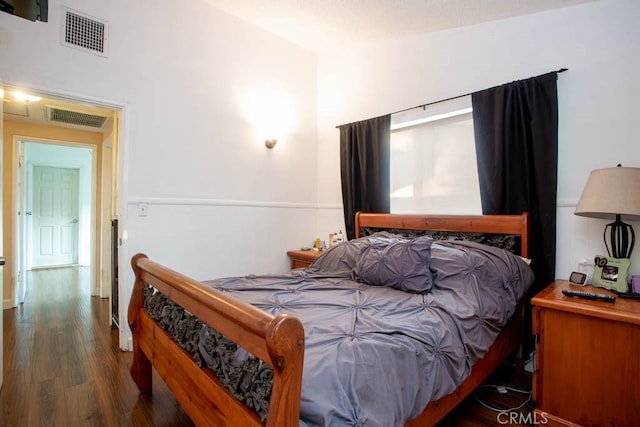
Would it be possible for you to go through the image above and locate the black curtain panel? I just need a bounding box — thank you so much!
[338,115,391,240]
[472,72,558,292]
[472,72,559,353]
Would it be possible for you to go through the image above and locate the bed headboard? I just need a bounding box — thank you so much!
[354,212,529,258]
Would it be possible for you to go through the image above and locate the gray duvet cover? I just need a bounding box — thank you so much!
[202,238,534,427]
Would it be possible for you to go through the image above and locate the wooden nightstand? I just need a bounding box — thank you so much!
[286,249,323,269]
[531,280,640,426]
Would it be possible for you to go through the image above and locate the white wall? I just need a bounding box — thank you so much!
[0,0,318,349]
[317,0,640,282]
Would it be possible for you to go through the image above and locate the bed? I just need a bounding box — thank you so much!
[128,212,534,426]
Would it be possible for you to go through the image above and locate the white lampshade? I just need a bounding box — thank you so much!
[575,167,640,221]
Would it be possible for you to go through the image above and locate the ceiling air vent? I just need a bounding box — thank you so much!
[61,8,108,57]
[47,106,108,129]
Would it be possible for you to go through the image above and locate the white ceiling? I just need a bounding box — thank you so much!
[205,0,598,52]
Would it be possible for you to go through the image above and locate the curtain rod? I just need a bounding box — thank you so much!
[336,68,568,128]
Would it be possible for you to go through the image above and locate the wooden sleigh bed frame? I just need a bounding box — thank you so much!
[128,212,529,427]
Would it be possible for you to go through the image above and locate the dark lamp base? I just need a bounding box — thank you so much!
[604,214,635,259]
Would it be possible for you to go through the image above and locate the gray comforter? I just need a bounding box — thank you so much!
[203,237,534,426]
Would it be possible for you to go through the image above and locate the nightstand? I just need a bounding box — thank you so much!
[531,280,640,426]
[286,249,323,269]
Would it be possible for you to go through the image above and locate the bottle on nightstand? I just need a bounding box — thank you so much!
[578,258,595,284]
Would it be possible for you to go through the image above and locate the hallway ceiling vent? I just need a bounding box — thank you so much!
[61,8,108,57]
[46,106,108,129]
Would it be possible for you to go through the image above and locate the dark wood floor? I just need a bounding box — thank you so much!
[0,267,193,427]
[0,267,535,426]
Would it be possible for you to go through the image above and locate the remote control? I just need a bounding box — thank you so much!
[562,289,615,303]
[611,290,640,300]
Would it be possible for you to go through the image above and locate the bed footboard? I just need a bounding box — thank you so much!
[127,253,305,427]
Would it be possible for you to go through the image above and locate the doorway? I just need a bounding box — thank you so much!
[3,85,123,332]
[14,138,99,304]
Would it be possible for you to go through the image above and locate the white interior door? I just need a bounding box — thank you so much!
[15,141,26,302]
[32,166,80,267]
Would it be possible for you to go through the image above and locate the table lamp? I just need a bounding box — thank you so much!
[574,165,640,258]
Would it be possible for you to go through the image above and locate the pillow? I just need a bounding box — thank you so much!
[306,240,362,276]
[307,232,405,276]
[353,236,434,293]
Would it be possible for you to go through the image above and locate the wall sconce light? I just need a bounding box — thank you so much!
[265,138,277,149]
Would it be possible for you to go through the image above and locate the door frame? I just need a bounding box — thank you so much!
[1,77,5,390]
[3,83,129,348]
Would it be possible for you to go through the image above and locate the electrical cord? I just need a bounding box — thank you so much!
[473,384,532,413]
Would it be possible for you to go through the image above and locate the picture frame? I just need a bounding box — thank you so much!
[592,256,630,292]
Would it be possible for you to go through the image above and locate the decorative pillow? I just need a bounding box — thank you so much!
[307,232,404,276]
[353,236,434,293]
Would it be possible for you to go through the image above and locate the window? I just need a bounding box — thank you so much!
[390,96,482,215]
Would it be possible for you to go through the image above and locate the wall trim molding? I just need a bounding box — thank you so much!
[557,198,579,208]
[122,197,607,212]
[127,197,580,211]
[127,197,342,210]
